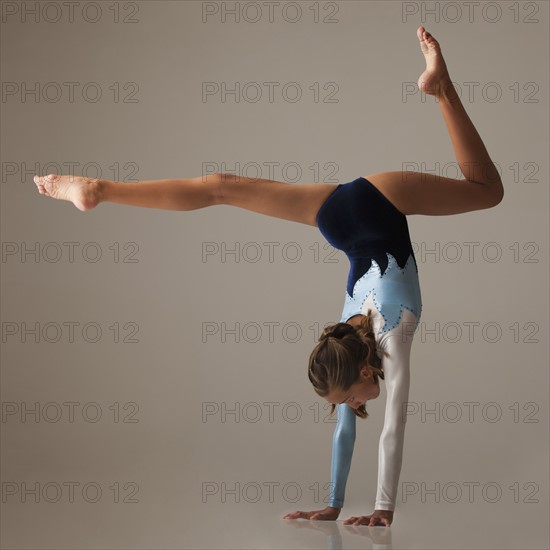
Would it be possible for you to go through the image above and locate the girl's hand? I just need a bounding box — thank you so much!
[343,509,393,526]
[283,506,341,521]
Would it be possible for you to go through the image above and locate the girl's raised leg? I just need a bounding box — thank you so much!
[365,26,504,216]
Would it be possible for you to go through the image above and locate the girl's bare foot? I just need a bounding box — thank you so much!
[417,26,453,98]
[33,174,103,211]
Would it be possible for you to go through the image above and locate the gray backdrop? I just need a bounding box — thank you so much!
[1,1,548,549]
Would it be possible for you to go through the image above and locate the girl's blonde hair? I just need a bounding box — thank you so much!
[308,310,388,419]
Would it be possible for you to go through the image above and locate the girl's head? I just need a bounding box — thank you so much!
[307,310,388,419]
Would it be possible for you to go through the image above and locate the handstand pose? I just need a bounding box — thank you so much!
[34,27,503,527]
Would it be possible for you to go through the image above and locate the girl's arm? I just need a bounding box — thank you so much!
[374,312,416,511]
[327,402,357,509]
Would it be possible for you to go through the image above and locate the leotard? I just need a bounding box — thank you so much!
[316,176,422,511]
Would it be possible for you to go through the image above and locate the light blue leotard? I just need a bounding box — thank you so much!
[316,177,422,511]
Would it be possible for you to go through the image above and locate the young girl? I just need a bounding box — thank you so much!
[34,27,504,527]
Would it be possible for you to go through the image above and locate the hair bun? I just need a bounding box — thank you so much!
[320,323,356,342]
[320,330,335,342]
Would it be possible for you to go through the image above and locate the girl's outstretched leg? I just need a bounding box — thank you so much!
[33,172,340,227]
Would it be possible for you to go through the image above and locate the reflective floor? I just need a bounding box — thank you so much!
[3,492,549,548]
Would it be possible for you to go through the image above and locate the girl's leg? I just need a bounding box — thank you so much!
[35,28,488,221]
[33,172,340,227]
[365,26,504,216]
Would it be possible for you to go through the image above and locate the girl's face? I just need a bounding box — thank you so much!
[325,366,380,409]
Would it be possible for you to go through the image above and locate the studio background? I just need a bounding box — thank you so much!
[1,1,548,549]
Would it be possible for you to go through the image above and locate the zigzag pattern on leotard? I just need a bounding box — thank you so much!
[340,252,422,334]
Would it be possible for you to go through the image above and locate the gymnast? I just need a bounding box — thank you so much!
[34,27,504,526]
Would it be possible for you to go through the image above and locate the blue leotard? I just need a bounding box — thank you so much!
[316,176,422,511]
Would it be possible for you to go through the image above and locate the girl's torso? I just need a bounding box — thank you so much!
[316,177,422,333]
